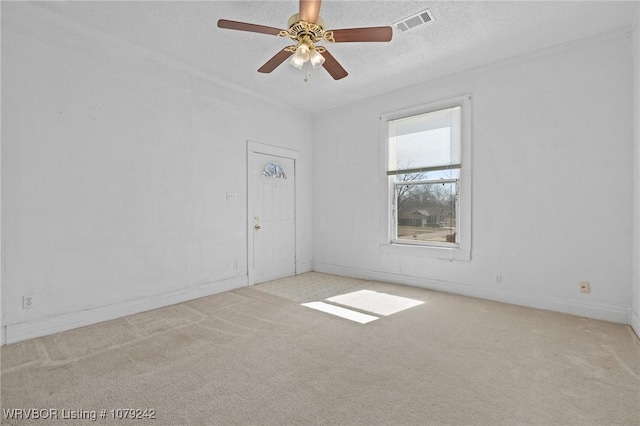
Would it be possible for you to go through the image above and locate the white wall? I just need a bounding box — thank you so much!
[632,10,640,336]
[0,3,3,345]
[313,30,634,323]
[1,4,312,344]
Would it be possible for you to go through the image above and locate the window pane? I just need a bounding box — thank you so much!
[395,169,460,182]
[396,181,457,244]
[389,106,461,171]
[262,161,287,179]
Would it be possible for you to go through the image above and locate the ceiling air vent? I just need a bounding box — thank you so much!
[393,9,434,32]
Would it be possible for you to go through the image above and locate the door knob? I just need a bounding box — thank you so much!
[254,224,261,230]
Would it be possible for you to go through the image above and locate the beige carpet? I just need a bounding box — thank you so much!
[1,272,639,425]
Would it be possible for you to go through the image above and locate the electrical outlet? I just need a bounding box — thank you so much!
[579,281,590,293]
[233,259,239,270]
[494,274,503,285]
[226,192,237,201]
[22,296,34,309]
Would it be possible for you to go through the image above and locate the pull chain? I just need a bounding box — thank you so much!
[303,62,311,82]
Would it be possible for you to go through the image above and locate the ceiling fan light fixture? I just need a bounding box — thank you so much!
[290,43,310,69]
[290,55,304,70]
[309,48,325,68]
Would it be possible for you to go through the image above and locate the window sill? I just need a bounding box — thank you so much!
[379,242,471,261]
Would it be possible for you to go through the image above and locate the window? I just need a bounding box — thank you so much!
[262,161,287,179]
[380,95,471,260]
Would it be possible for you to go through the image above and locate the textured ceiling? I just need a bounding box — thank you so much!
[26,1,640,113]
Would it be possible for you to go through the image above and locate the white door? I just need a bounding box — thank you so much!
[249,152,296,284]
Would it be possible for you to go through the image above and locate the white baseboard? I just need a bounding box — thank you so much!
[313,262,630,324]
[631,307,640,339]
[3,275,248,345]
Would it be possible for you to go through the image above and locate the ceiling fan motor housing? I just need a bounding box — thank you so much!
[285,13,329,44]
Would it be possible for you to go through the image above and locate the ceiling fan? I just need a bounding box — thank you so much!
[217,0,393,80]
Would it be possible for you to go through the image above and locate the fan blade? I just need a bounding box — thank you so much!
[330,26,393,43]
[217,19,283,36]
[258,49,294,73]
[320,49,348,80]
[299,0,322,24]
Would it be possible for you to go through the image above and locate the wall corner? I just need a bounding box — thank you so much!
[631,7,640,331]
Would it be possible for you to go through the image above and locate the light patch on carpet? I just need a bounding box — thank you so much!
[326,289,424,316]
[301,302,379,324]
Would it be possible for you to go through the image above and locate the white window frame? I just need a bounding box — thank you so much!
[379,95,472,261]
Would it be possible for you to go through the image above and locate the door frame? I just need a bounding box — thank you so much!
[246,140,301,285]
